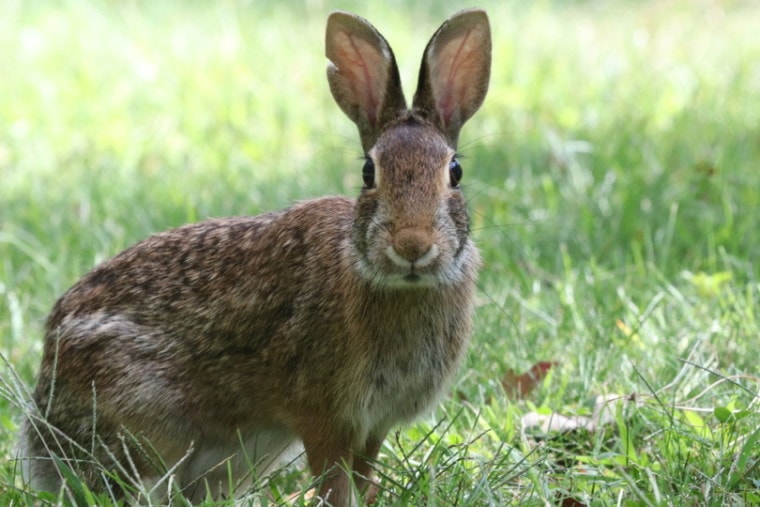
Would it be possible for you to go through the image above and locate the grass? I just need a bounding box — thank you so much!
[1,0,759,504]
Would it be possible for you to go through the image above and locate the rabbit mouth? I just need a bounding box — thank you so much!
[385,244,439,269]
[353,240,467,288]
[354,256,442,288]
[381,263,443,288]
[403,273,422,283]
[385,244,441,284]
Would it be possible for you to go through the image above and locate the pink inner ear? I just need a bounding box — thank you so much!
[333,30,389,127]
[430,28,487,126]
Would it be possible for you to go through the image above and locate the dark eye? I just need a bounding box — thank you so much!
[449,158,463,188]
[362,158,375,188]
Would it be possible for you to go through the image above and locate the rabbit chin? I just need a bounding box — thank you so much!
[353,256,469,289]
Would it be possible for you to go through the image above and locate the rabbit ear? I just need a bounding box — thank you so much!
[326,11,407,152]
[412,9,491,147]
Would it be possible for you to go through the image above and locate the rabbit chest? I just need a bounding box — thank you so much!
[346,293,471,432]
[363,340,451,427]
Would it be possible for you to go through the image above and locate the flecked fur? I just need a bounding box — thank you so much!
[20,8,491,506]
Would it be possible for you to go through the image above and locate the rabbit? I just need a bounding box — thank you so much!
[19,7,491,506]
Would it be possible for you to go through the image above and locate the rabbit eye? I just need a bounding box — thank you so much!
[362,158,375,188]
[449,158,463,188]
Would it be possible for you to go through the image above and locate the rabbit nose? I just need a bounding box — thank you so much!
[388,228,438,267]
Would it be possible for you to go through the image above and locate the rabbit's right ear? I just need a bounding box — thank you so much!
[326,11,407,152]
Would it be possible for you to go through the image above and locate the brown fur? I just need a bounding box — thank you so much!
[20,9,491,506]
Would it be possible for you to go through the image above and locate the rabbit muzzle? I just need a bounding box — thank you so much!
[388,227,437,266]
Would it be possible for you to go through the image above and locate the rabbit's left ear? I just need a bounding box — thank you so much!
[326,11,407,152]
[412,9,491,147]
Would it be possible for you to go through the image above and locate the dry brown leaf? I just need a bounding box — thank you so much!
[558,495,588,507]
[501,361,558,399]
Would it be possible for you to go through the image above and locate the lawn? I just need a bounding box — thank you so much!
[1,0,758,504]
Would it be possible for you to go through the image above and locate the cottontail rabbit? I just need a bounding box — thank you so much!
[20,8,491,506]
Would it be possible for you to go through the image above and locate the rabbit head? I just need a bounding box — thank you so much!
[327,9,491,288]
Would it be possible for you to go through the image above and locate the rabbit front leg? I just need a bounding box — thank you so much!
[300,424,386,507]
[351,433,385,504]
[301,425,356,507]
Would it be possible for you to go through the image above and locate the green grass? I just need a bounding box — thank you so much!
[2,0,759,504]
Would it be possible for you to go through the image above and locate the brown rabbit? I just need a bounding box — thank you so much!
[19,8,491,506]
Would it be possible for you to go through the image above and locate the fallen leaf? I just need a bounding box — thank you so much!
[502,361,558,399]
[558,495,588,507]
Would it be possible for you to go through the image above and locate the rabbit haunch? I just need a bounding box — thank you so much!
[21,8,490,506]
